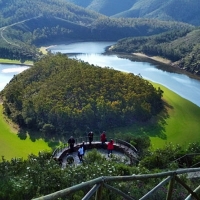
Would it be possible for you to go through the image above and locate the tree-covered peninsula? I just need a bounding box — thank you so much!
[1,54,163,137]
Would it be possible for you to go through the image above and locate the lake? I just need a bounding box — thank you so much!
[0,41,200,107]
[0,64,29,91]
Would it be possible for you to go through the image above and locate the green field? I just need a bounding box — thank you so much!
[0,105,51,161]
[0,82,200,160]
[112,82,200,149]
[0,58,33,65]
[150,82,200,148]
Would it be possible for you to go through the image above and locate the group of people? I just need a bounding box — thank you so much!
[67,131,114,162]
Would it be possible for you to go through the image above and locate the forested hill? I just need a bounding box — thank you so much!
[108,28,200,76]
[0,0,193,62]
[66,0,200,26]
[1,54,163,138]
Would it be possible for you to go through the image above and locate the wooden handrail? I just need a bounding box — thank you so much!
[32,168,200,200]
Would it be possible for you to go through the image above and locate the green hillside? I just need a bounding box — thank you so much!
[150,82,200,149]
[67,0,200,26]
[0,0,193,62]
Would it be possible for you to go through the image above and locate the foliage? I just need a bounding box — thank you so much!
[66,0,200,26]
[115,132,151,157]
[139,142,200,170]
[1,53,164,138]
[0,146,199,200]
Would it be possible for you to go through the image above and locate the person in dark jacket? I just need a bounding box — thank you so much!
[88,131,94,146]
[68,136,75,153]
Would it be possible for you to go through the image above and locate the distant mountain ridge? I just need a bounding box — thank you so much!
[65,0,200,26]
[1,0,193,61]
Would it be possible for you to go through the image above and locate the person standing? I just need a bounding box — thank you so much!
[68,136,75,153]
[100,131,106,147]
[88,131,94,146]
[82,141,86,156]
[77,145,84,162]
[107,139,114,157]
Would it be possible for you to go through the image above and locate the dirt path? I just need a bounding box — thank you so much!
[0,15,42,46]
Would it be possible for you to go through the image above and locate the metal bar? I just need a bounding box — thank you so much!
[166,176,175,200]
[175,176,200,200]
[103,182,135,200]
[139,176,172,200]
[82,184,101,200]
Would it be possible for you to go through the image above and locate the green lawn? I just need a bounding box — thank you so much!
[0,105,51,161]
[0,58,33,65]
[149,82,200,149]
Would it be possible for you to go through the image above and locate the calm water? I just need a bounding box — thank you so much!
[0,64,29,91]
[1,41,200,107]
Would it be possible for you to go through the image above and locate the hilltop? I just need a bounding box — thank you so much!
[66,0,200,26]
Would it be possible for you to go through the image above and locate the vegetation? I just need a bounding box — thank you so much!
[1,53,163,138]
[67,0,200,26]
[1,142,200,200]
[0,0,193,62]
[1,79,200,160]
[108,28,200,76]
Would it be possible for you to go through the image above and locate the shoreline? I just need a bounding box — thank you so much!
[106,50,200,81]
[132,52,172,65]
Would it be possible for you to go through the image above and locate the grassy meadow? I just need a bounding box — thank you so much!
[0,81,200,160]
[0,58,33,65]
[0,105,51,161]
[150,82,200,148]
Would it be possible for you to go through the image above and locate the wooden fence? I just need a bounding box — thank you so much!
[33,168,200,200]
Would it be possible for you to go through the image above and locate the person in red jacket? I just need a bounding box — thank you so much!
[107,139,114,157]
[100,131,106,147]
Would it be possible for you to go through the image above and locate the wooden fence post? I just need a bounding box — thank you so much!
[166,175,175,200]
[95,183,103,200]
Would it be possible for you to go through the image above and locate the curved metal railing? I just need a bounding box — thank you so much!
[52,136,139,162]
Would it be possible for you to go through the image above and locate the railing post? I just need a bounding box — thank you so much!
[95,183,103,200]
[166,175,175,200]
